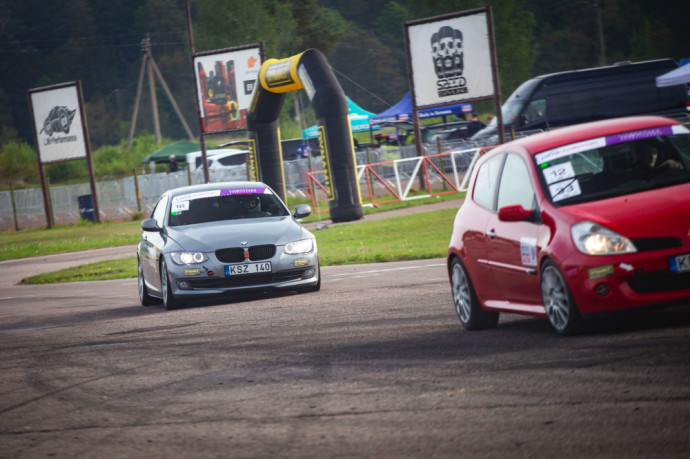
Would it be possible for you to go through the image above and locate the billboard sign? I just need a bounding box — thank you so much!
[193,45,262,133]
[406,10,494,108]
[29,82,88,163]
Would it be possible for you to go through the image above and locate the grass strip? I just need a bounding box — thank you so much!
[20,209,458,284]
[2,193,463,262]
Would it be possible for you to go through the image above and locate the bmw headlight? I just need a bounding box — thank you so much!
[170,252,208,264]
[571,221,636,255]
[284,238,314,254]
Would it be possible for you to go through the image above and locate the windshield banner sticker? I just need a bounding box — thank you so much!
[220,187,268,196]
[172,190,221,204]
[536,138,606,165]
[172,187,270,206]
[604,126,675,146]
[536,125,689,166]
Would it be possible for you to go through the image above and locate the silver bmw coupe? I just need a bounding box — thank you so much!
[137,181,320,309]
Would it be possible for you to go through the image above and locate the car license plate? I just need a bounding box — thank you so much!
[225,262,271,276]
[669,253,690,273]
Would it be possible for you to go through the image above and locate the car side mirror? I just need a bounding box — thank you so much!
[498,205,539,223]
[141,218,161,232]
[293,204,312,219]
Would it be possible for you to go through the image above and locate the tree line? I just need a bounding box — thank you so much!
[0,0,687,186]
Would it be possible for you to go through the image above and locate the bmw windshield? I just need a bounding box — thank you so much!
[168,186,290,226]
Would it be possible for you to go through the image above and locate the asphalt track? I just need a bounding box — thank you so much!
[1,199,689,458]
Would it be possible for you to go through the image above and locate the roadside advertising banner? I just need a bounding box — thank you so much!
[407,10,494,108]
[29,83,88,163]
[193,45,262,133]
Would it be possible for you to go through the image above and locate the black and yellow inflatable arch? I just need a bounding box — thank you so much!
[246,49,363,223]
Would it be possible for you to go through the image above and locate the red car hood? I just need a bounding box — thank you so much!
[558,182,690,240]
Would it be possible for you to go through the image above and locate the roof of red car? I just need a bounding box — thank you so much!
[500,116,682,155]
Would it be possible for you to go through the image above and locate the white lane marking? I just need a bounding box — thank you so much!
[328,263,445,281]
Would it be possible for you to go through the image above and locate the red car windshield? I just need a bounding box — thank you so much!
[534,125,690,205]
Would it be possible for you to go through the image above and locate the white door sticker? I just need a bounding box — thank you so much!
[520,237,537,266]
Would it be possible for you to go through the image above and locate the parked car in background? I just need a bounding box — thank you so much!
[185,148,249,181]
[138,181,320,310]
[207,149,249,172]
[472,59,689,145]
[185,149,226,170]
[448,116,690,335]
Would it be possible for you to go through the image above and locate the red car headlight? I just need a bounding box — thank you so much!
[571,221,637,255]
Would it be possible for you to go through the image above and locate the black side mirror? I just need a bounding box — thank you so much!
[141,218,160,232]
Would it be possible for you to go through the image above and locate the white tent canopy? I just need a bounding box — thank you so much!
[656,62,690,87]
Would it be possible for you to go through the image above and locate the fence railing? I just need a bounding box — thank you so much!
[307,147,482,213]
[0,141,477,231]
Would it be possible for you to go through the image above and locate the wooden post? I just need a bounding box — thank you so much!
[133,169,142,213]
[10,183,19,231]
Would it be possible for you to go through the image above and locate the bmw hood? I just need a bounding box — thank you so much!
[165,217,310,252]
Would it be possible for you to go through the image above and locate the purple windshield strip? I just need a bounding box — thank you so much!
[220,187,266,196]
[605,126,675,146]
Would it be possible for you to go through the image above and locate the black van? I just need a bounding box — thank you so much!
[472,59,689,144]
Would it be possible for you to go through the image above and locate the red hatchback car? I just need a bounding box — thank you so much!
[447,116,690,335]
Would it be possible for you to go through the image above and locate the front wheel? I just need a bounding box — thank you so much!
[450,258,498,330]
[160,260,182,310]
[541,260,582,335]
[138,257,159,306]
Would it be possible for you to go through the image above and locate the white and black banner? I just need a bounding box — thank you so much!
[407,10,494,107]
[30,83,87,163]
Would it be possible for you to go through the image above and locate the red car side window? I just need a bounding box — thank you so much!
[497,154,535,211]
[472,154,504,210]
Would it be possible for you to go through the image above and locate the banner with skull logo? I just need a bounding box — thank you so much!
[406,10,495,108]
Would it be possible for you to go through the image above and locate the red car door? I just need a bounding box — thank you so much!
[457,153,505,302]
[485,153,543,309]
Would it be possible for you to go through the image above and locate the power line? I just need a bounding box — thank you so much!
[330,66,392,108]
[0,40,187,54]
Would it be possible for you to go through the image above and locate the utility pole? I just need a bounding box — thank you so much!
[594,1,606,66]
[127,35,196,148]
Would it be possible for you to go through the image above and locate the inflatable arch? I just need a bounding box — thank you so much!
[246,49,363,223]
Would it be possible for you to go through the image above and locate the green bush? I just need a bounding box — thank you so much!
[0,140,39,185]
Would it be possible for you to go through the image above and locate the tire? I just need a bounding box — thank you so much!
[450,258,499,330]
[160,260,182,310]
[541,259,582,335]
[138,257,159,306]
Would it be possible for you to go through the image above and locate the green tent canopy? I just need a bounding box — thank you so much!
[301,98,379,139]
[141,141,201,163]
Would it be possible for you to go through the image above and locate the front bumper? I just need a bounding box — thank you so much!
[560,248,690,314]
[164,251,319,299]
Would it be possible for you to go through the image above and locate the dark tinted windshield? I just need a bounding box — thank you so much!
[168,187,289,226]
[534,125,690,205]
